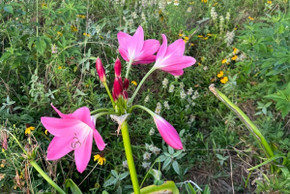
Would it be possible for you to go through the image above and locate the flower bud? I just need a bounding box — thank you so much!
[113,77,123,98]
[123,91,128,100]
[123,78,129,90]
[96,57,106,82]
[114,57,122,78]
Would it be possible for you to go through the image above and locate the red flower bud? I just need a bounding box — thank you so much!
[113,77,123,98]
[123,91,128,100]
[96,57,106,82]
[112,90,117,102]
[123,78,129,90]
[114,57,122,78]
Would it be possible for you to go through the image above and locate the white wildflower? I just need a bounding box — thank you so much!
[226,12,230,21]
[131,12,138,19]
[179,82,184,89]
[203,66,208,71]
[167,0,172,4]
[143,152,151,160]
[142,162,151,169]
[141,12,146,21]
[163,101,170,110]
[225,30,235,47]
[169,84,175,93]
[151,146,161,155]
[174,0,179,6]
[51,44,58,54]
[187,6,192,13]
[185,104,190,110]
[122,160,128,168]
[149,128,155,136]
[155,102,162,114]
[210,7,218,21]
[144,95,150,103]
[192,102,196,106]
[180,90,186,99]
[187,87,193,95]
[219,15,225,33]
[162,78,169,88]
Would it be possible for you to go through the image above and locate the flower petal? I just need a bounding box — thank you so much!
[159,56,196,72]
[131,26,144,54]
[167,69,184,76]
[117,31,132,48]
[166,39,185,56]
[153,115,183,150]
[156,34,168,61]
[74,131,93,173]
[93,130,106,151]
[47,137,73,160]
[119,47,129,62]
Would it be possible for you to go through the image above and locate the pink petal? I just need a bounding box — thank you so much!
[117,31,132,48]
[153,115,183,150]
[156,34,168,60]
[134,55,157,65]
[41,117,83,137]
[133,39,160,64]
[131,26,144,54]
[160,56,196,72]
[119,48,129,62]
[47,137,73,160]
[167,69,184,76]
[166,39,185,56]
[93,130,106,151]
[74,131,93,173]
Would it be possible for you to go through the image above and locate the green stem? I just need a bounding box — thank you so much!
[129,67,156,105]
[129,104,155,116]
[103,81,115,107]
[209,84,274,158]
[90,108,112,115]
[139,181,179,194]
[30,161,66,194]
[121,121,140,194]
[125,59,133,79]
[92,112,117,119]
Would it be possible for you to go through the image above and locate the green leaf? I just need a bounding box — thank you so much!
[172,161,180,175]
[64,179,82,194]
[4,5,14,14]
[162,158,171,170]
[186,183,196,194]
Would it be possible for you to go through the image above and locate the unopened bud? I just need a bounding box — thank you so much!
[123,78,129,90]
[113,77,123,98]
[123,91,128,100]
[96,57,106,82]
[114,57,122,78]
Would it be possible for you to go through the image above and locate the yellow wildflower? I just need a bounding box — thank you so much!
[233,48,239,54]
[190,43,195,46]
[213,2,218,6]
[94,154,106,165]
[0,164,4,168]
[267,1,272,4]
[58,66,62,70]
[71,25,78,32]
[248,16,254,21]
[207,33,213,36]
[201,0,208,3]
[178,33,184,37]
[203,37,209,40]
[1,148,4,153]
[184,36,189,41]
[217,71,224,78]
[234,27,237,30]
[57,31,63,36]
[99,35,104,39]
[83,33,91,37]
[45,130,48,135]
[231,55,238,61]
[0,174,5,181]
[25,126,35,135]
[222,59,227,64]
[220,77,229,84]
[41,3,47,8]
[131,81,137,86]
[197,35,203,38]
[197,62,202,66]
[77,14,86,19]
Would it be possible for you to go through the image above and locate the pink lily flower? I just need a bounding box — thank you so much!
[41,104,105,173]
[153,114,183,150]
[153,34,196,76]
[117,26,160,64]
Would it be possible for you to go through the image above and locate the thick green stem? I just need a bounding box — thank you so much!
[121,121,140,194]
[125,59,133,79]
[139,181,179,194]
[90,108,112,115]
[30,161,66,194]
[129,67,156,105]
[209,84,274,158]
[103,81,115,107]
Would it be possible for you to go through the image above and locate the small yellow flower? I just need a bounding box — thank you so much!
[220,76,229,84]
[99,35,104,39]
[217,71,224,78]
[131,81,137,86]
[201,0,208,3]
[213,2,218,6]
[57,31,63,36]
[58,66,62,70]
[1,148,4,153]
[71,25,78,32]
[0,164,4,168]
[184,36,189,41]
[248,16,254,21]
[94,154,106,165]
[77,14,86,19]
[83,33,91,37]
[178,33,184,37]
[234,27,238,30]
[233,48,239,54]
[222,59,227,64]
[203,36,209,40]
[41,3,47,8]
[45,130,48,135]
[207,33,213,36]
[231,55,238,61]
[197,62,202,66]
[25,126,35,135]
[197,35,203,38]
[190,43,195,46]
[267,1,272,4]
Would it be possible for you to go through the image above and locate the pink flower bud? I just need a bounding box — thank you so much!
[114,57,122,78]
[123,91,128,100]
[96,57,106,82]
[113,77,123,98]
[123,78,129,90]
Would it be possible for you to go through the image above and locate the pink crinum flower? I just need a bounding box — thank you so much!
[153,34,196,76]
[117,26,160,64]
[41,104,105,173]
